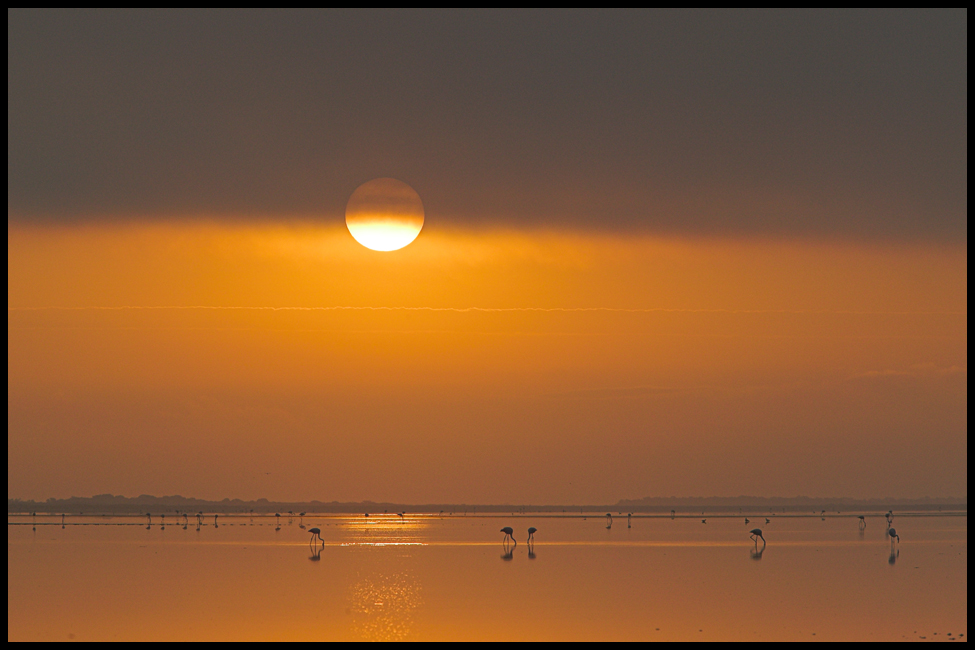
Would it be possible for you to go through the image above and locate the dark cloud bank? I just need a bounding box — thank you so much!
[8,9,967,241]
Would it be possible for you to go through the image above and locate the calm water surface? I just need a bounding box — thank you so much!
[8,513,967,641]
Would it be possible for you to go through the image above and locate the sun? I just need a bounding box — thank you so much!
[345,178,424,251]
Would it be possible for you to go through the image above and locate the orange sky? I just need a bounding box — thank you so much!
[7,221,967,502]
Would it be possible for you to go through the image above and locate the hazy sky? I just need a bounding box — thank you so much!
[7,10,967,503]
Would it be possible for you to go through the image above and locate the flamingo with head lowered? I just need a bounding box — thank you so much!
[501,527,516,544]
[749,529,766,544]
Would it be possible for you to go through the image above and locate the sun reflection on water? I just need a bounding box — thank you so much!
[349,571,423,641]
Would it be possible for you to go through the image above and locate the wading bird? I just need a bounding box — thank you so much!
[858,516,866,530]
[888,528,900,543]
[606,513,613,529]
[527,527,537,542]
[671,510,676,520]
[501,527,516,543]
[309,527,323,544]
[627,513,632,528]
[749,529,766,544]
[146,513,152,526]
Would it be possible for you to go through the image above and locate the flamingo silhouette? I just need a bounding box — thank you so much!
[627,513,632,528]
[671,510,675,520]
[749,528,766,544]
[858,515,866,530]
[888,528,900,543]
[146,513,152,526]
[527,527,537,542]
[605,513,613,529]
[501,527,516,543]
[309,527,323,544]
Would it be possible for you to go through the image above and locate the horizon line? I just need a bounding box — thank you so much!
[7,306,967,316]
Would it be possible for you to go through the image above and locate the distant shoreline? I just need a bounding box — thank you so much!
[7,495,966,516]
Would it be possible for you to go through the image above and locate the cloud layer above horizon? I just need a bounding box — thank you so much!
[8,9,968,241]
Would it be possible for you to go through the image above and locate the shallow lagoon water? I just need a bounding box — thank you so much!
[8,513,967,641]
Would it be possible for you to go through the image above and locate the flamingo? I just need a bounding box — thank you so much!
[749,528,766,544]
[888,528,900,543]
[858,515,866,530]
[299,512,305,525]
[527,527,537,542]
[627,513,632,528]
[275,513,281,526]
[500,527,516,543]
[605,513,613,529]
[61,513,65,528]
[671,509,676,520]
[146,513,152,526]
[885,510,893,528]
[214,514,218,526]
[309,527,323,544]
